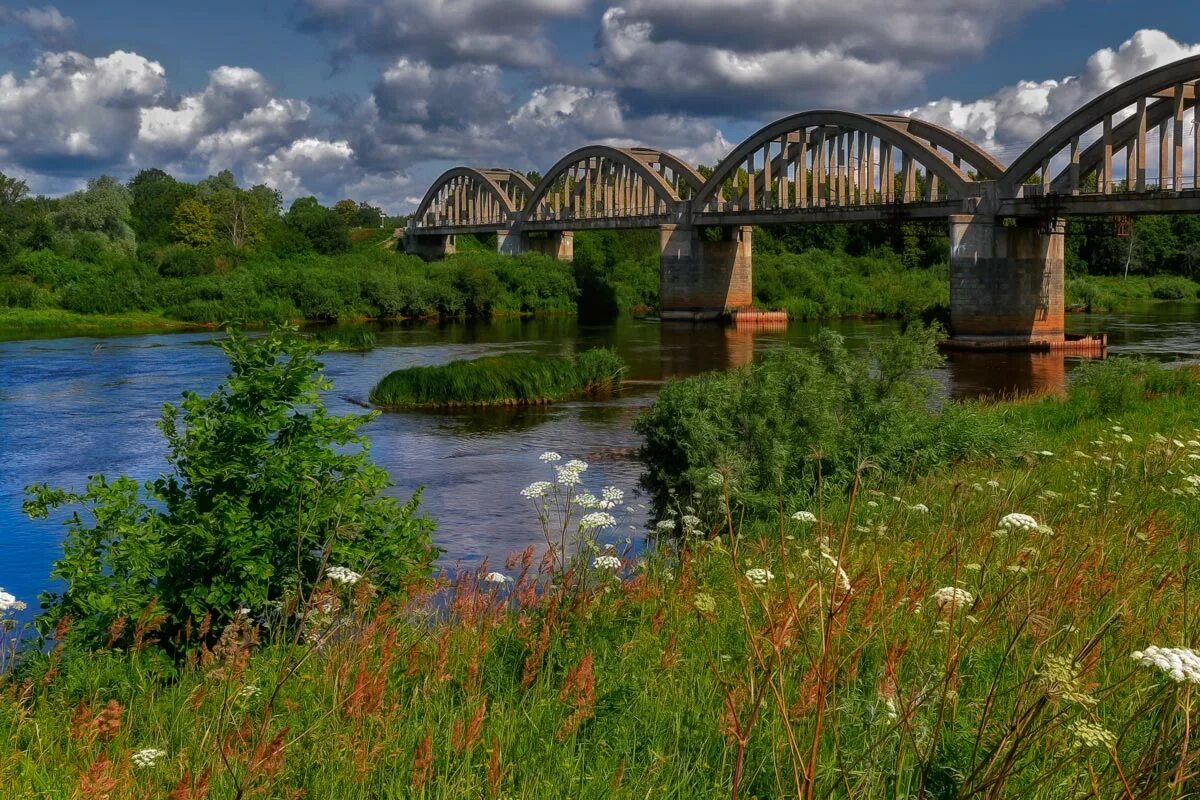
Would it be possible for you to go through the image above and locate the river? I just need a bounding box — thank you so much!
[2,305,1199,611]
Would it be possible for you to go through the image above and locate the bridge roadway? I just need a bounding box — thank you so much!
[404,56,1200,349]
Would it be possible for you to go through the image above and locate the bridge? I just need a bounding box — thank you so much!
[404,56,1200,349]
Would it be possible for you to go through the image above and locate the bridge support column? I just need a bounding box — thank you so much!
[659,224,754,321]
[495,231,575,261]
[404,232,456,260]
[948,215,1065,347]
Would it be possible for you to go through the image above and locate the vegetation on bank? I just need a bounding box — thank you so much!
[369,348,625,408]
[4,342,1200,798]
[1066,273,1200,312]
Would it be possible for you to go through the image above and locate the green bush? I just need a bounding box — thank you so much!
[0,275,51,308]
[636,324,1012,514]
[24,328,437,652]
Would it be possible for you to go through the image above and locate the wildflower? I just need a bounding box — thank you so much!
[655,519,676,532]
[693,593,717,614]
[791,511,817,524]
[744,568,774,586]
[555,466,582,486]
[521,481,552,499]
[932,586,973,612]
[593,555,622,570]
[484,572,512,584]
[0,589,27,615]
[1037,656,1097,707]
[986,480,1000,489]
[907,503,929,513]
[564,459,588,473]
[539,451,562,462]
[325,566,361,585]
[1037,450,1054,456]
[601,486,624,507]
[236,684,261,701]
[579,512,617,530]
[131,748,166,769]
[999,512,1039,531]
[707,471,724,487]
[1118,433,1133,443]
[1069,720,1116,751]
[576,491,602,509]
[1130,646,1200,683]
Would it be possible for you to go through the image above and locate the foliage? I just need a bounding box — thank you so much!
[286,196,350,255]
[636,325,1012,514]
[4,363,1200,798]
[170,199,216,248]
[23,328,436,652]
[369,348,625,407]
[1065,274,1200,312]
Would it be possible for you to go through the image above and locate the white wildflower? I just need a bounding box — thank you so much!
[986,480,1001,489]
[521,481,552,499]
[655,519,676,532]
[576,492,602,509]
[1131,646,1200,683]
[0,589,27,615]
[907,503,930,513]
[932,586,974,612]
[820,550,852,593]
[707,472,724,487]
[744,568,774,586]
[484,572,512,584]
[1118,433,1133,443]
[579,512,617,530]
[791,511,817,524]
[555,466,582,486]
[564,459,588,473]
[131,748,167,769]
[601,486,624,508]
[326,566,361,585]
[1037,450,1055,456]
[539,451,562,462]
[236,684,261,701]
[681,514,701,529]
[999,512,1040,531]
[593,555,622,570]
[1069,720,1116,750]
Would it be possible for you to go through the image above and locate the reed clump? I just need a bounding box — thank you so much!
[369,348,625,408]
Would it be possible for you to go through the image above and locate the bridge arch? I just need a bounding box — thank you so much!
[522,145,696,223]
[871,114,1004,180]
[411,167,534,229]
[693,110,974,213]
[1003,55,1200,194]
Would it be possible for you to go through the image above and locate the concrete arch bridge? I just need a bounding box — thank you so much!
[405,56,1200,348]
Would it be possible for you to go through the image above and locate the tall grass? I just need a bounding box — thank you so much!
[369,348,625,408]
[3,359,1200,798]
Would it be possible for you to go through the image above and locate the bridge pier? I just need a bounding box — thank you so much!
[948,214,1065,348]
[404,232,456,260]
[659,224,754,320]
[496,230,573,261]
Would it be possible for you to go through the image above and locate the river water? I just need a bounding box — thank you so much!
[2,305,1199,611]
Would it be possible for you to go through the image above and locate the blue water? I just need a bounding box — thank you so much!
[2,309,1198,619]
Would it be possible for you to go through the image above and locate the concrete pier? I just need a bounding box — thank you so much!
[497,230,573,260]
[405,232,456,260]
[948,215,1065,348]
[659,224,754,320]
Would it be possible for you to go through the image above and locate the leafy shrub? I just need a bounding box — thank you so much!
[1150,276,1196,300]
[0,276,51,308]
[636,324,1012,514]
[154,244,215,277]
[25,328,437,652]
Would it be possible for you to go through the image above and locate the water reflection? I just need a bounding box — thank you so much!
[2,304,1198,610]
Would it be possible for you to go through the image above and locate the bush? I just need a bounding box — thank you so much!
[636,325,1012,515]
[24,328,437,652]
[1150,276,1197,300]
[154,244,215,277]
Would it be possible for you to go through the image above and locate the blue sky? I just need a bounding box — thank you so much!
[0,0,1195,211]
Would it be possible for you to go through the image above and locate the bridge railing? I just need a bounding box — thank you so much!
[1017,175,1199,199]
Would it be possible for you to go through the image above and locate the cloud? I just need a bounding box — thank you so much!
[0,5,75,48]
[901,29,1200,159]
[597,0,1056,115]
[0,50,166,174]
[293,0,587,69]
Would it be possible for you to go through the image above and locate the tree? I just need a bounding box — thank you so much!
[353,201,384,228]
[209,187,266,249]
[196,169,239,200]
[0,172,29,206]
[52,176,135,247]
[25,329,437,652]
[248,183,283,218]
[171,198,217,247]
[285,196,350,254]
[129,168,194,246]
[333,198,358,226]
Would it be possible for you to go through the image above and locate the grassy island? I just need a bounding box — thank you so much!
[369,348,625,408]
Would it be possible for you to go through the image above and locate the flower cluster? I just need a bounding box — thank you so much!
[791,510,817,524]
[744,568,774,586]
[1069,720,1116,751]
[0,589,26,615]
[999,513,1039,531]
[1131,646,1200,683]
[521,481,552,499]
[932,586,974,612]
[131,748,167,769]
[593,555,622,570]
[484,571,512,584]
[539,451,562,462]
[579,512,617,530]
[325,566,361,585]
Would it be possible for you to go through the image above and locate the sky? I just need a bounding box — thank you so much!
[0,0,1196,213]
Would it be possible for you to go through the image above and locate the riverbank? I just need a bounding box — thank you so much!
[4,357,1199,798]
[1066,273,1200,311]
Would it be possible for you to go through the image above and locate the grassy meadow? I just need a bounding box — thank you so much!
[3,353,1200,799]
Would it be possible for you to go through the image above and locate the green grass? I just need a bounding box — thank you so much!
[1066,273,1200,311]
[3,359,1200,798]
[0,308,203,337]
[369,348,626,408]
